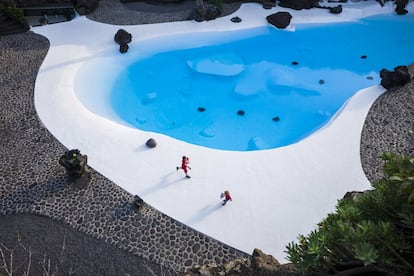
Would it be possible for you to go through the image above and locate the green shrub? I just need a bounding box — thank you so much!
[4,6,24,21]
[208,0,223,13]
[286,153,414,275]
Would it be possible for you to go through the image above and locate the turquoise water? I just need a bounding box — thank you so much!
[111,14,414,151]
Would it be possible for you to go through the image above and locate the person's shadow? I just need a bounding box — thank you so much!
[140,171,188,197]
[187,202,222,225]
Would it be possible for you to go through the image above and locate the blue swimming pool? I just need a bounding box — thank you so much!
[110,14,414,151]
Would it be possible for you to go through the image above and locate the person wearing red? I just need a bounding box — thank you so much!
[177,155,191,178]
[222,190,232,205]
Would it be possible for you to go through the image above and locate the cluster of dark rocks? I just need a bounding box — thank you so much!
[265,2,342,29]
[58,149,89,178]
[276,0,408,14]
[114,28,132,53]
[377,0,409,14]
[380,65,412,89]
[317,4,343,14]
[394,0,408,14]
[183,248,299,276]
[264,0,410,27]
[278,0,319,10]
[189,3,222,22]
[75,0,99,15]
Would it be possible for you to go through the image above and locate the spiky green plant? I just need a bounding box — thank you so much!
[286,153,414,275]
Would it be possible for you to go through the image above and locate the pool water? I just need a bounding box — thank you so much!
[111,14,414,151]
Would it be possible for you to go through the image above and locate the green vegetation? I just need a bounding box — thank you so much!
[286,152,414,275]
[1,5,25,22]
[208,0,223,13]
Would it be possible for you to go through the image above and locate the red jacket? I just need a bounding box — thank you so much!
[181,157,189,169]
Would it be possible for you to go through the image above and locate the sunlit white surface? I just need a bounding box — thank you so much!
[33,2,414,262]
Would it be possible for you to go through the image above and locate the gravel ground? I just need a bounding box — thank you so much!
[87,0,242,25]
[360,80,414,182]
[0,213,174,276]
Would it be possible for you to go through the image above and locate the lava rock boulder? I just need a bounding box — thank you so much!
[266,12,292,29]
